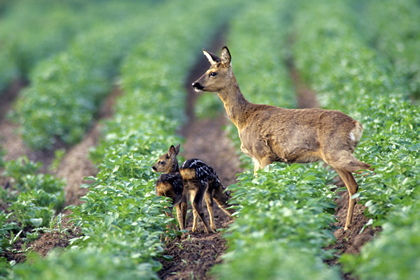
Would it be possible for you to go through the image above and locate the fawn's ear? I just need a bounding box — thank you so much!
[174,144,180,155]
[203,49,220,65]
[220,46,231,66]
[168,145,180,156]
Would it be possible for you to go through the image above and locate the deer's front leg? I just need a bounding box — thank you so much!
[252,158,261,175]
[253,157,272,175]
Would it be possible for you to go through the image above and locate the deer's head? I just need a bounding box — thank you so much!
[152,144,180,173]
[192,46,233,93]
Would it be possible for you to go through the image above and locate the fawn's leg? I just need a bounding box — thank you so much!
[174,204,185,230]
[173,193,186,231]
[191,182,213,233]
[335,169,359,230]
[164,206,174,230]
[212,184,234,217]
[188,187,199,232]
[204,185,216,231]
[180,195,188,230]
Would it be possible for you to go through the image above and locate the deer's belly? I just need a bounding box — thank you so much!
[239,129,321,164]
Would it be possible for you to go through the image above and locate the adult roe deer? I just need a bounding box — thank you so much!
[152,144,233,233]
[192,46,373,230]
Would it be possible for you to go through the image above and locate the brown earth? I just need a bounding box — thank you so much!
[0,45,378,280]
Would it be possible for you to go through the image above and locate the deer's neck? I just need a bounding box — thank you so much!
[217,75,252,128]
[171,161,180,174]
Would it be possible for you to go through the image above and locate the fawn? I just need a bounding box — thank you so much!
[192,46,373,230]
[152,144,233,233]
[152,144,187,231]
[180,158,234,233]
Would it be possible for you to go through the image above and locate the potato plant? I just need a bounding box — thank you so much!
[292,0,420,278]
[360,0,420,98]
[2,0,419,279]
[0,157,65,275]
[8,0,242,278]
[0,0,140,93]
[12,2,158,150]
[1,157,65,227]
[293,0,419,222]
[341,188,420,279]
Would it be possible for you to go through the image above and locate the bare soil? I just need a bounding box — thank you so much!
[0,46,378,280]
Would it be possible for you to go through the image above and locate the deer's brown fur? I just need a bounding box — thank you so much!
[192,46,373,230]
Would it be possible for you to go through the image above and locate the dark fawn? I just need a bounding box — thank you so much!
[192,46,373,230]
[180,158,234,233]
[152,145,233,233]
[152,144,187,231]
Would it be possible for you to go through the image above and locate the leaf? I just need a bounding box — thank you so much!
[30,218,44,227]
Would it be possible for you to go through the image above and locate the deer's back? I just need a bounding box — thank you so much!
[239,106,360,164]
[181,159,220,182]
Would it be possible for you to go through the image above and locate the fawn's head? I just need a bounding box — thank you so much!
[152,144,180,173]
[192,46,233,93]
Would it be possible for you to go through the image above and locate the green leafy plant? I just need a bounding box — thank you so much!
[360,0,420,99]
[0,0,122,93]
[292,0,420,278]
[12,5,156,150]
[2,157,65,228]
[341,188,420,279]
[9,1,243,279]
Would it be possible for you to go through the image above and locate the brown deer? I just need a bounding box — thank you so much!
[180,158,234,233]
[152,144,187,231]
[192,46,373,230]
[152,144,233,233]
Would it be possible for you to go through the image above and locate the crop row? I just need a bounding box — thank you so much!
[0,0,143,93]
[293,0,419,278]
[8,0,243,279]
[11,2,161,150]
[211,1,341,279]
[360,0,420,99]
[2,0,418,279]
[0,157,65,276]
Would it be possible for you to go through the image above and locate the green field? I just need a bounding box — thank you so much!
[1,0,419,279]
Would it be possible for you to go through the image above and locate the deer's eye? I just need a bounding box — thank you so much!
[210,72,217,77]
[159,161,165,165]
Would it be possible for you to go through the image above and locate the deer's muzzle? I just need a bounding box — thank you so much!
[192,82,204,92]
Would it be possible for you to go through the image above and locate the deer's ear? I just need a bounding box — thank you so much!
[203,49,220,65]
[168,145,175,156]
[168,144,180,156]
[220,46,231,65]
[174,144,180,155]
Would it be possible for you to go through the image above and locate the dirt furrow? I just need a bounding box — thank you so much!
[158,30,243,279]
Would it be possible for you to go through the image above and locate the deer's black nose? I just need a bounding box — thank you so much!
[152,166,157,171]
[192,82,204,90]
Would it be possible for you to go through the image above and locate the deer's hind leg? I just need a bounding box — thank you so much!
[335,168,359,230]
[174,196,187,230]
[188,181,213,233]
[212,183,234,217]
[326,151,372,230]
[204,185,216,231]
